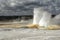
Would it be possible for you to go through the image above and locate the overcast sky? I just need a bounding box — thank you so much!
[0,0,60,16]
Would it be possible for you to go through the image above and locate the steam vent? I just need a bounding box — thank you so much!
[33,7,60,29]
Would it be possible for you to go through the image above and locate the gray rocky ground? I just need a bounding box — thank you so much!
[0,28,60,40]
[0,19,60,40]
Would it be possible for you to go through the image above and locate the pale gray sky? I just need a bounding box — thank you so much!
[0,0,60,16]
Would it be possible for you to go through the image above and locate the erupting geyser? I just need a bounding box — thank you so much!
[33,7,51,27]
[33,7,60,28]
